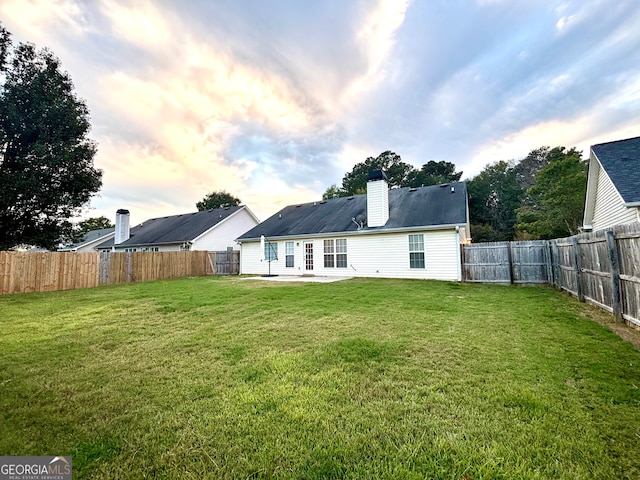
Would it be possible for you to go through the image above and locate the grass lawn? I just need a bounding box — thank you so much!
[1,277,640,479]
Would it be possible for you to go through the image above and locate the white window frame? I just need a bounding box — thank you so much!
[409,234,425,269]
[336,238,347,269]
[265,242,278,261]
[323,239,335,268]
[324,238,347,269]
[285,241,294,268]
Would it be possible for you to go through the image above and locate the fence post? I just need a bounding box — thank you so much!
[547,241,556,288]
[506,242,514,284]
[572,236,584,302]
[606,230,623,322]
[126,252,132,283]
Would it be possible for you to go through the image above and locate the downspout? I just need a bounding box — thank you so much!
[455,226,462,282]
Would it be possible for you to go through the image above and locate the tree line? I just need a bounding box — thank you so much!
[324,147,587,241]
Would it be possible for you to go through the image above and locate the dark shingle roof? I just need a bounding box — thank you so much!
[97,206,244,248]
[59,227,115,251]
[592,136,640,204]
[238,182,468,240]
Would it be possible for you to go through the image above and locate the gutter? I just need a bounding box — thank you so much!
[236,222,468,243]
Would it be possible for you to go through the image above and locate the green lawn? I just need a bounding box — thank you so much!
[1,277,639,479]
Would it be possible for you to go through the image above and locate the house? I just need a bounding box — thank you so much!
[236,170,470,281]
[583,136,640,232]
[96,206,259,252]
[58,228,115,252]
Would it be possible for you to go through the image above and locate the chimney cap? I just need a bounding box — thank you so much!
[367,169,388,182]
[116,209,130,215]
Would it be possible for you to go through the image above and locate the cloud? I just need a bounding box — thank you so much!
[2,0,639,225]
[0,0,92,40]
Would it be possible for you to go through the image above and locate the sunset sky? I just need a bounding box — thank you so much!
[2,0,639,225]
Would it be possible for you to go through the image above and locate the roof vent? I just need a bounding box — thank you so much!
[409,188,417,192]
[451,186,455,193]
[347,196,354,200]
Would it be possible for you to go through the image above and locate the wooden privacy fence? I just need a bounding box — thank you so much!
[462,223,640,327]
[462,240,551,284]
[551,223,640,327]
[0,251,100,294]
[0,250,240,295]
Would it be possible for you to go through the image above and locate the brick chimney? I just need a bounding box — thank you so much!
[366,170,389,227]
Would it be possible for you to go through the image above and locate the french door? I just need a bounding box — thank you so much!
[304,241,314,272]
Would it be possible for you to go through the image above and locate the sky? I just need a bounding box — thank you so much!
[2,0,640,225]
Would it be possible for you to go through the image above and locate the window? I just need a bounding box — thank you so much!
[265,242,278,261]
[336,239,347,268]
[285,241,294,268]
[142,246,158,252]
[323,240,335,268]
[324,238,348,268]
[124,248,137,252]
[409,234,425,269]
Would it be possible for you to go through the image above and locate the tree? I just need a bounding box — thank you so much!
[340,151,416,196]
[321,151,464,200]
[513,146,553,190]
[409,160,463,187]
[76,216,114,233]
[64,216,114,244]
[322,184,345,200]
[516,148,587,239]
[0,24,102,250]
[196,190,241,211]
[467,161,524,241]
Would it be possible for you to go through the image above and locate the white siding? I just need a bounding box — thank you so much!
[592,168,638,231]
[73,234,115,252]
[240,229,461,281]
[192,208,258,251]
[366,180,389,227]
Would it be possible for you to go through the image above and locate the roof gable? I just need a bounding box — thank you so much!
[59,227,115,251]
[238,182,468,240]
[98,206,245,248]
[591,136,640,204]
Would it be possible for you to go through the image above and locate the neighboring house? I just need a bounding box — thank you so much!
[58,228,115,252]
[237,170,470,281]
[96,206,260,252]
[583,136,640,232]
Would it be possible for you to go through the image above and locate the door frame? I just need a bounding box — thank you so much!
[303,241,314,273]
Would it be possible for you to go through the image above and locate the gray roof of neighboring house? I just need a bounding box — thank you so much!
[592,136,640,204]
[238,182,468,241]
[97,205,245,248]
[59,227,115,251]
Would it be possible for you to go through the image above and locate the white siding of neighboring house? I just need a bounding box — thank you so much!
[592,167,638,231]
[192,208,259,251]
[240,229,461,281]
[73,234,115,252]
